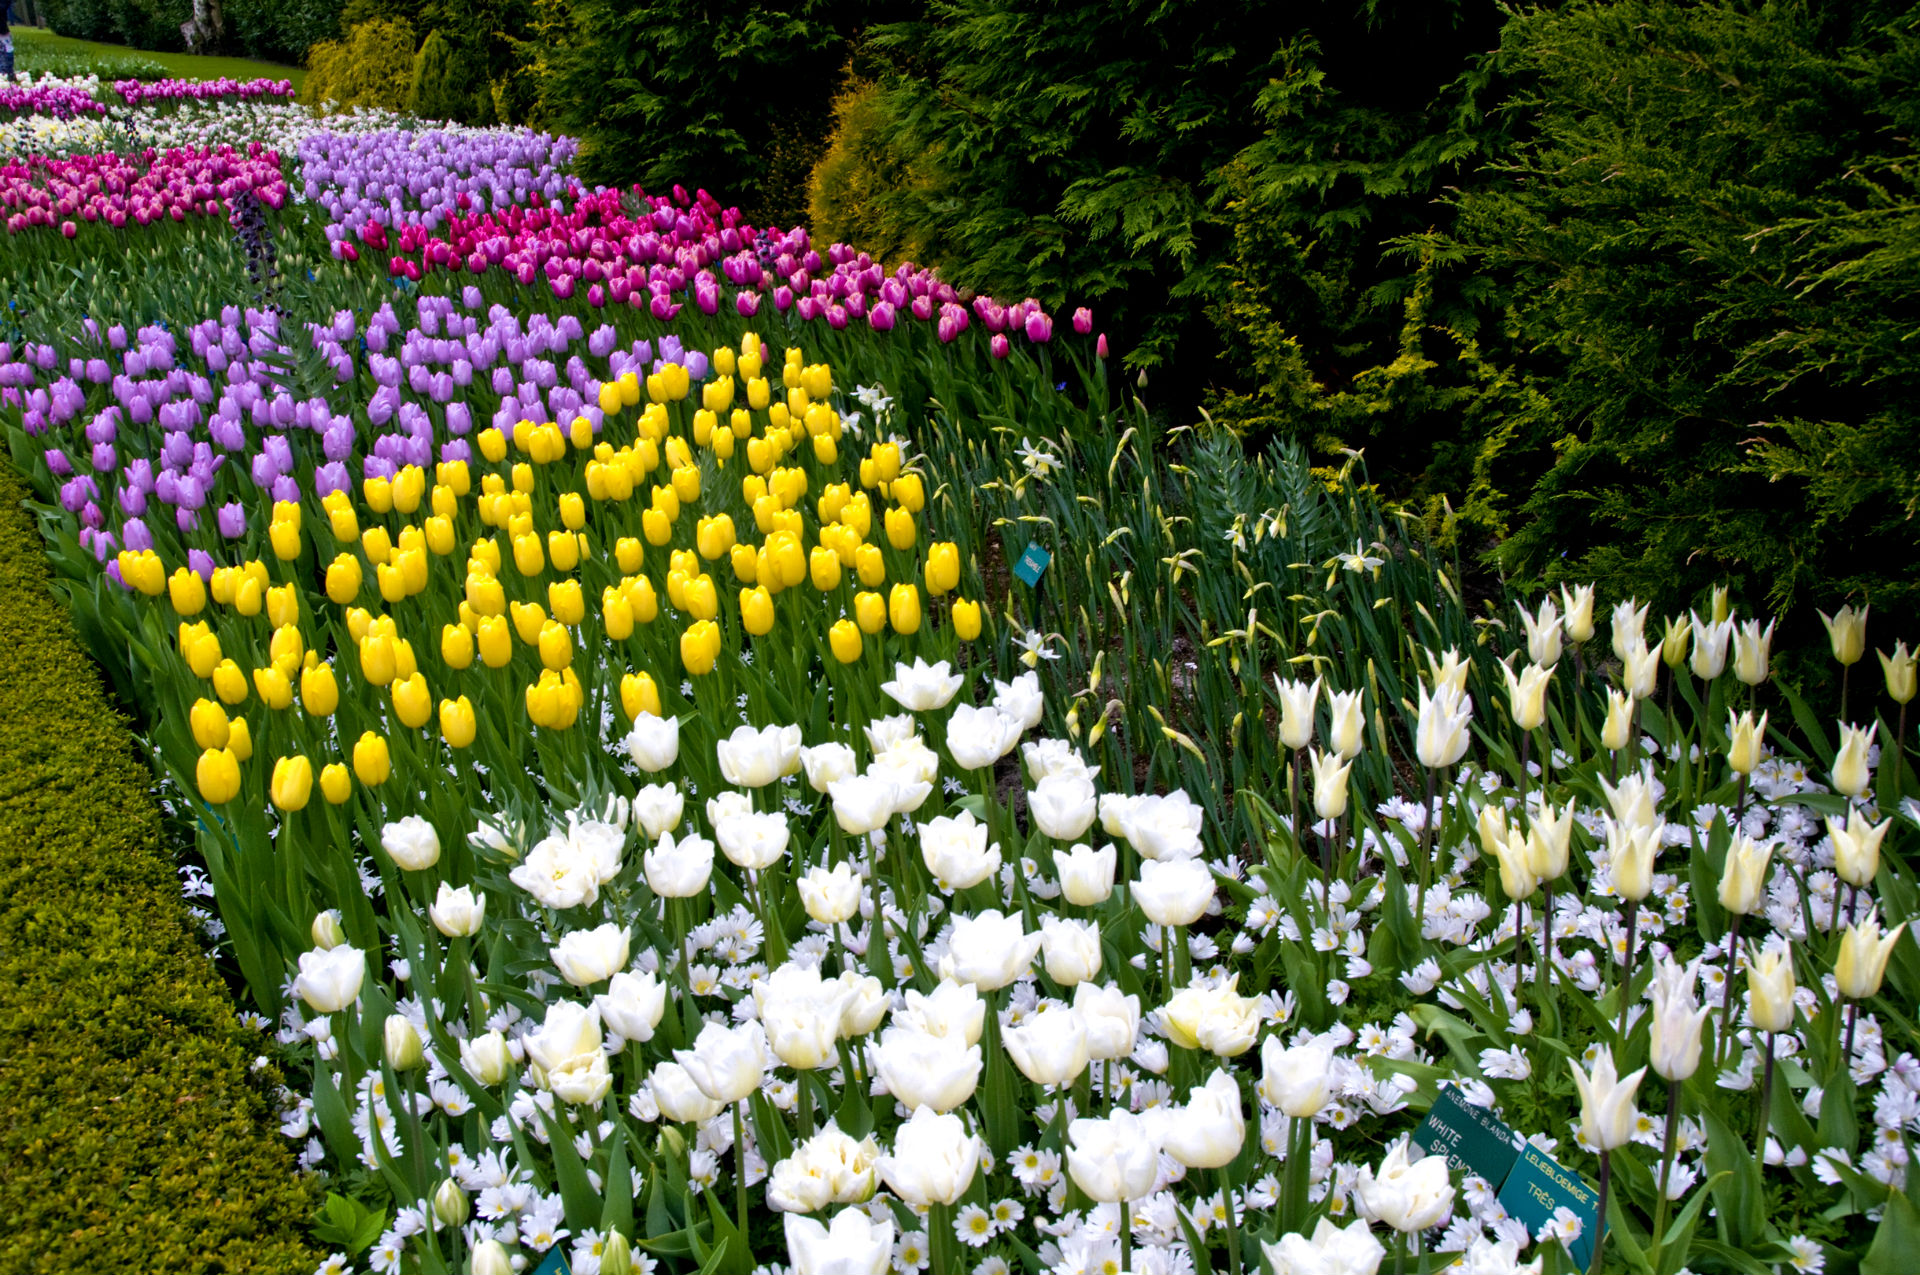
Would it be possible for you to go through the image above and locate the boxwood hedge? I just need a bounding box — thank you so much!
[0,463,319,1275]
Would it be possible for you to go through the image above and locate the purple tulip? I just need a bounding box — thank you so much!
[217,502,247,539]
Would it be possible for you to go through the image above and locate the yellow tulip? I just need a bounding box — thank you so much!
[270,755,313,811]
[359,633,398,687]
[810,546,842,592]
[730,543,759,584]
[364,475,394,515]
[538,620,574,671]
[327,502,359,544]
[319,762,352,805]
[345,607,374,644]
[249,665,291,711]
[854,543,886,588]
[829,618,862,664]
[440,696,477,749]
[889,583,922,635]
[769,532,806,589]
[621,671,662,721]
[803,362,832,401]
[697,514,737,561]
[616,536,645,574]
[477,615,512,668]
[232,575,263,617]
[268,517,302,561]
[840,493,872,540]
[465,572,506,617]
[624,575,659,624]
[926,541,960,596]
[892,472,925,513]
[741,586,775,636]
[190,697,230,750]
[549,579,586,626]
[811,432,838,465]
[511,533,544,577]
[187,631,223,680]
[885,506,916,551]
[352,732,391,786]
[439,459,472,496]
[167,567,206,615]
[394,466,426,514]
[548,529,582,573]
[953,597,983,641]
[599,379,623,415]
[872,441,901,483]
[425,516,456,557]
[267,583,299,629]
[392,673,433,730]
[681,620,721,676]
[672,465,701,504]
[376,561,408,604]
[196,747,242,804]
[392,637,418,682]
[432,482,458,519]
[212,659,249,705]
[683,574,719,622]
[855,591,886,635]
[441,623,475,670]
[361,525,393,568]
[642,508,673,546]
[302,662,340,716]
[326,554,362,605]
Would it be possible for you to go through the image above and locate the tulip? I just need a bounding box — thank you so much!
[1258,1035,1334,1118]
[1607,818,1659,902]
[876,1106,980,1206]
[1560,583,1596,643]
[715,809,791,870]
[784,1208,893,1275]
[1527,800,1576,883]
[1880,641,1917,704]
[1726,708,1768,781]
[1623,641,1659,701]
[320,763,351,805]
[945,703,1024,771]
[888,582,921,634]
[227,717,253,762]
[1647,957,1708,1082]
[943,909,1041,989]
[190,698,230,750]
[881,657,964,711]
[872,1026,983,1112]
[1003,1003,1091,1086]
[1821,604,1869,666]
[896,980,987,1045]
[1029,771,1098,840]
[196,746,241,804]
[552,922,630,986]
[1162,974,1261,1056]
[1718,833,1773,915]
[650,1061,725,1123]
[593,970,667,1047]
[918,810,1002,891]
[798,861,863,925]
[1501,659,1552,731]
[1327,688,1366,759]
[1261,1218,1387,1275]
[1746,942,1797,1034]
[1065,1110,1161,1202]
[353,732,390,786]
[633,783,684,841]
[1830,809,1891,889]
[440,695,477,749]
[1356,1139,1456,1233]
[1732,617,1775,685]
[645,830,715,898]
[1837,916,1903,1002]
[1690,612,1733,679]
[1074,981,1141,1060]
[716,722,803,787]
[269,755,312,811]
[473,1241,513,1275]
[1490,829,1537,901]
[381,815,441,871]
[311,911,345,950]
[1162,1068,1245,1169]
[1309,747,1352,821]
[429,882,486,937]
[385,1015,424,1070]
[294,944,366,1013]
[1831,721,1876,799]
[676,1020,769,1104]
[754,963,854,1070]
[1600,687,1633,752]
[1661,613,1693,668]
[1053,842,1117,905]
[1040,916,1103,985]
[1133,856,1214,927]
[827,772,902,835]
[525,1000,612,1106]
[1518,596,1562,666]
[1415,682,1472,768]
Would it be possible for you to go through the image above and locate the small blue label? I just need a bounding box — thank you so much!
[1013,543,1051,587]
[1496,1142,1598,1271]
[529,1246,572,1275]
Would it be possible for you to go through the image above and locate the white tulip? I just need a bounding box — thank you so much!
[798,861,863,925]
[945,703,1024,771]
[1065,1110,1161,1202]
[644,830,714,898]
[895,979,985,1044]
[1003,1003,1090,1087]
[828,773,901,835]
[881,657,965,711]
[1053,841,1117,905]
[1356,1139,1456,1233]
[428,882,486,937]
[871,1026,982,1113]
[1258,1034,1334,1118]
[919,810,1002,891]
[715,722,803,788]
[1117,790,1206,861]
[1073,981,1141,1060]
[875,1106,981,1206]
[594,970,667,1046]
[650,1060,725,1123]
[632,781,684,840]
[1260,1217,1387,1275]
[991,670,1045,730]
[799,741,859,793]
[1161,1068,1245,1169]
[675,1020,769,1104]
[624,711,680,772]
[1133,857,1214,928]
[942,909,1041,990]
[381,815,442,871]
[784,1207,892,1275]
[1040,916,1103,986]
[714,809,791,871]
[294,944,366,1012]
[1275,674,1321,751]
[551,922,630,987]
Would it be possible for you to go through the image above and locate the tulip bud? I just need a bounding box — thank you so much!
[1569,1046,1645,1152]
[1309,747,1352,821]
[1733,618,1775,686]
[1820,604,1869,667]
[1880,642,1917,705]
[384,1014,424,1070]
[471,1239,513,1275]
[195,746,241,803]
[440,696,477,749]
[190,698,231,749]
[311,910,346,950]
[1647,956,1709,1081]
[1600,688,1633,751]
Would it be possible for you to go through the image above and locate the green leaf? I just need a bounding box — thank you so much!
[312,1192,387,1255]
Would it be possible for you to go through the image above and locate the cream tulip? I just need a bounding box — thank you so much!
[875,1106,981,1206]
[1500,659,1552,731]
[1570,1045,1645,1152]
[945,703,1025,771]
[1820,604,1869,667]
[1689,611,1733,679]
[871,1027,982,1113]
[1647,956,1709,1082]
[1328,688,1366,759]
[1880,642,1917,705]
[624,711,680,772]
[1607,818,1659,902]
[798,861,863,925]
[1117,790,1207,861]
[1746,943,1797,1034]
[294,944,366,1013]
[1355,1139,1456,1232]
[1029,771,1098,841]
[633,782,685,840]
[919,810,1002,891]
[1002,1004,1091,1087]
[1161,1068,1245,1169]
[675,1020,769,1104]
[799,741,858,793]
[1718,833,1774,915]
[1310,747,1353,821]
[1831,722,1877,799]
[429,882,486,937]
[1828,809,1891,888]
[1040,916,1103,985]
[1053,842,1117,905]
[881,657,965,711]
[1415,682,1472,769]
[1065,1110,1162,1202]
[1726,708,1768,775]
[1074,981,1141,1061]
[644,829,714,897]
[1836,917,1904,1001]
[551,922,630,987]
[650,1060,726,1123]
[594,970,667,1046]
[715,722,803,787]
[1162,974,1261,1057]
[1610,598,1649,664]
[942,909,1041,990]
[783,1207,892,1275]
[1733,618,1775,686]
[1258,1035,1334,1118]
[1600,687,1633,751]
[1560,584,1596,643]
[1275,675,1321,751]
[1133,857,1214,928]
[1518,596,1562,667]
[381,815,442,871]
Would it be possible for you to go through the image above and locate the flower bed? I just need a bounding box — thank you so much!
[0,144,286,234]
[113,77,299,108]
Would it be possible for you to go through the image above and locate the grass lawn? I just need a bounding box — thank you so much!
[14,25,305,92]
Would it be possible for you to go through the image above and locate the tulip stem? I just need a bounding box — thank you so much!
[1717,912,1743,1073]
[1416,766,1436,924]
[1519,730,1531,798]
[1120,1200,1132,1275]
[1289,747,1303,858]
[1735,772,1749,824]
[1215,1167,1241,1275]
[796,1070,813,1136]
[1617,900,1640,1045]
[1537,882,1555,1019]
[1758,1030,1777,1143]
[1650,1076,1681,1271]
[732,1100,749,1242]
[1846,999,1861,1061]
[1588,1149,1611,1275]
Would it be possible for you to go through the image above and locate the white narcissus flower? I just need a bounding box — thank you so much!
[632,781,684,840]
[1054,841,1117,904]
[1161,1068,1246,1169]
[1002,1003,1090,1087]
[1258,1034,1334,1118]
[919,810,1001,891]
[784,1205,892,1275]
[1569,1046,1646,1152]
[1040,916,1102,986]
[381,815,441,870]
[942,909,1041,990]
[1133,856,1214,928]
[871,1027,982,1113]
[1065,1109,1161,1203]
[1260,1217,1387,1275]
[644,830,714,898]
[876,1106,981,1206]
[881,657,965,711]
[714,808,791,870]
[799,741,858,793]
[1356,1138,1456,1233]
[1118,790,1205,861]
[895,979,986,1045]
[624,710,680,772]
[991,670,1045,730]
[594,970,667,1046]
[715,722,802,788]
[945,703,1024,771]
[1028,771,1098,841]
[428,882,486,937]
[798,860,863,925]
[510,831,601,909]
[294,944,366,1012]
[675,1019,769,1104]
[551,922,630,987]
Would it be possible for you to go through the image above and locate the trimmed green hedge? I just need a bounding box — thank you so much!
[0,463,319,1275]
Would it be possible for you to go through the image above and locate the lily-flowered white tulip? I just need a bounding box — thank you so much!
[1274,674,1321,751]
[1518,596,1562,666]
[1570,1045,1646,1152]
[1415,682,1472,768]
[1831,721,1877,799]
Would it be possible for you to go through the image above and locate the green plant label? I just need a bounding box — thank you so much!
[1410,1086,1520,1185]
[1496,1142,1598,1271]
[1013,543,1051,587]
[530,1247,572,1275]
